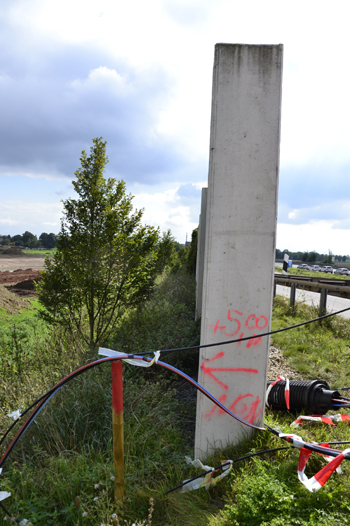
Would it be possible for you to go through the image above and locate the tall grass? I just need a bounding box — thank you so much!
[2,283,350,524]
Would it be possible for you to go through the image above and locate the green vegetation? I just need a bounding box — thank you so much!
[275,265,350,280]
[2,137,350,524]
[2,273,350,524]
[276,248,349,264]
[22,249,55,256]
[37,138,174,348]
[0,232,57,249]
[271,296,350,387]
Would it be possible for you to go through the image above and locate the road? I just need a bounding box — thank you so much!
[276,285,350,320]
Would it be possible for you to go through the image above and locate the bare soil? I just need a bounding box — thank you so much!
[0,255,45,298]
[0,257,46,271]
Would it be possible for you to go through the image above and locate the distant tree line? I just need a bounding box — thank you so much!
[0,231,57,249]
[276,248,349,263]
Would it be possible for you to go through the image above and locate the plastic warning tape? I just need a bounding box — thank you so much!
[266,376,290,410]
[291,414,350,427]
[276,431,349,492]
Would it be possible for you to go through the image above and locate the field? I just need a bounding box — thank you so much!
[1,262,350,525]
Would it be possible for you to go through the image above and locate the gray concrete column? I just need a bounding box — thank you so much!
[195,188,208,319]
[195,44,283,457]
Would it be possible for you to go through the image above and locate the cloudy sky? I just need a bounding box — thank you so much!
[1,0,350,254]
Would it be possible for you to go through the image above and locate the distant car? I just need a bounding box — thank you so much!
[308,265,321,271]
[321,266,334,274]
[309,265,322,272]
[297,264,309,270]
[334,268,350,276]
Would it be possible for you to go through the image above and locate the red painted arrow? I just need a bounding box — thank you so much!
[201,351,258,390]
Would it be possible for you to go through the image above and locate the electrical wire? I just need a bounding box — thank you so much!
[334,396,350,402]
[0,355,265,471]
[0,500,20,523]
[2,303,350,517]
[2,354,350,520]
[264,422,350,459]
[166,439,350,494]
[133,305,350,356]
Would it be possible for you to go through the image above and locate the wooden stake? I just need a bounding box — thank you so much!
[112,360,124,500]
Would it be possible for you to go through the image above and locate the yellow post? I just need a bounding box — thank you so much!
[112,360,124,500]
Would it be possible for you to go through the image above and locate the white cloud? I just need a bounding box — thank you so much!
[70,67,131,97]
[0,201,63,235]
[133,188,198,242]
[277,220,350,255]
[2,0,350,249]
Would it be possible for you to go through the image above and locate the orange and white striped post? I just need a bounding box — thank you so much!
[111,360,124,500]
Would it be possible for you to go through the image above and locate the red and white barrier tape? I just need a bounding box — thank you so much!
[297,446,350,492]
[292,414,350,427]
[277,432,349,492]
[266,376,290,410]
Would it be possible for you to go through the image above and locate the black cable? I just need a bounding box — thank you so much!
[166,439,350,494]
[135,305,350,356]
[0,355,265,470]
[264,422,350,459]
[3,302,349,451]
[0,500,20,523]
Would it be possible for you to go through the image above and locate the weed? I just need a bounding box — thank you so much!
[2,281,350,524]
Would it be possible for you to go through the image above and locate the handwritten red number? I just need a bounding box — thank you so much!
[245,314,268,330]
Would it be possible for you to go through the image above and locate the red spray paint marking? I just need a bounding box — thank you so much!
[201,351,258,390]
[245,314,268,330]
[205,394,227,418]
[209,310,268,348]
[111,360,123,415]
[246,335,262,348]
[204,393,262,423]
[224,310,243,336]
[243,395,263,423]
[208,320,227,334]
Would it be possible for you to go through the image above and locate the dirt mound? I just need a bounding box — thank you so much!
[0,269,40,285]
[0,285,32,315]
[0,248,23,255]
[6,278,40,297]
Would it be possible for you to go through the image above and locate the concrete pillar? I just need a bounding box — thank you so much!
[195,188,208,319]
[195,44,283,457]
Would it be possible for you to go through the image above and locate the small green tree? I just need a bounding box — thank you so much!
[37,137,171,348]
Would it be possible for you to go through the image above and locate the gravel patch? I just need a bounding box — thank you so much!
[267,346,304,381]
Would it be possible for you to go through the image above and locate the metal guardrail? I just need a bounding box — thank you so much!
[274,273,350,317]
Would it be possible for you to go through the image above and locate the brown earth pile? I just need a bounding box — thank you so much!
[0,269,40,285]
[0,269,41,297]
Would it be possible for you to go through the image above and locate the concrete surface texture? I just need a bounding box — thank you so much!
[195,44,283,457]
[195,188,207,319]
